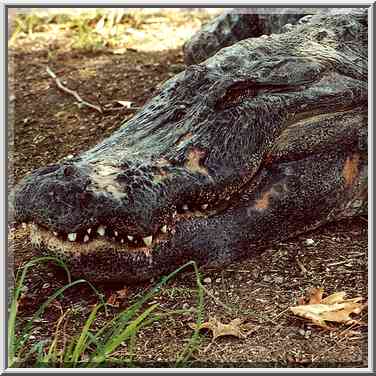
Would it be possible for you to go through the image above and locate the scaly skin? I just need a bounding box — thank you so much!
[13,11,368,282]
[183,8,364,65]
[183,7,321,65]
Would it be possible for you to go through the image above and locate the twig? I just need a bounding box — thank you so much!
[268,308,292,336]
[203,340,214,354]
[271,307,291,323]
[326,260,348,267]
[46,66,103,114]
[296,257,308,276]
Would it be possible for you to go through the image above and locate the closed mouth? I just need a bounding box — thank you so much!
[25,201,217,253]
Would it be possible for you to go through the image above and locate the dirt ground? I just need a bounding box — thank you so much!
[8,9,368,368]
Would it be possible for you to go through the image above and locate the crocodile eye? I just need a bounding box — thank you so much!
[63,165,76,178]
[215,80,258,110]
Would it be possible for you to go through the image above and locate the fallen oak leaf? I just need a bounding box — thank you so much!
[321,291,347,304]
[291,302,363,328]
[189,317,246,340]
[290,288,366,329]
[319,302,363,325]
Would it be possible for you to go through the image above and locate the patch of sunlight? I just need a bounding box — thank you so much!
[10,9,219,53]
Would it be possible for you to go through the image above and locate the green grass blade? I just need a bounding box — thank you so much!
[39,309,70,366]
[93,261,199,345]
[13,278,104,366]
[88,262,202,367]
[70,303,102,365]
[30,341,48,367]
[175,261,204,366]
[14,279,83,361]
[88,303,159,366]
[62,334,77,364]
[8,256,71,367]
[9,258,204,368]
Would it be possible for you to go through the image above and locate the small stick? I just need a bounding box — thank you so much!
[46,66,103,113]
[296,257,308,276]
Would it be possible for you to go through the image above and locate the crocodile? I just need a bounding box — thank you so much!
[183,7,325,65]
[13,10,368,283]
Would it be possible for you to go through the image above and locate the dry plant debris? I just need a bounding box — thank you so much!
[106,286,130,307]
[190,317,249,341]
[290,287,366,329]
[46,66,103,113]
[115,100,134,108]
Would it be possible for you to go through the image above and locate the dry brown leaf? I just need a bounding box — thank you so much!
[106,293,119,307]
[290,288,366,329]
[308,287,324,304]
[190,317,247,340]
[116,286,129,299]
[106,286,130,307]
[321,291,347,304]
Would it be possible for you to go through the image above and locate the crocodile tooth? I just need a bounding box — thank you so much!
[68,233,77,242]
[127,235,134,241]
[161,225,167,234]
[97,225,106,236]
[121,238,124,243]
[114,230,118,237]
[83,234,89,243]
[182,204,189,211]
[87,228,92,234]
[143,235,153,247]
[201,204,209,210]
[53,231,58,236]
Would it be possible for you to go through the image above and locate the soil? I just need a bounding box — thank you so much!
[8,10,368,368]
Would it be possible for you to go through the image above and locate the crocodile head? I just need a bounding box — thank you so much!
[13,12,368,282]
